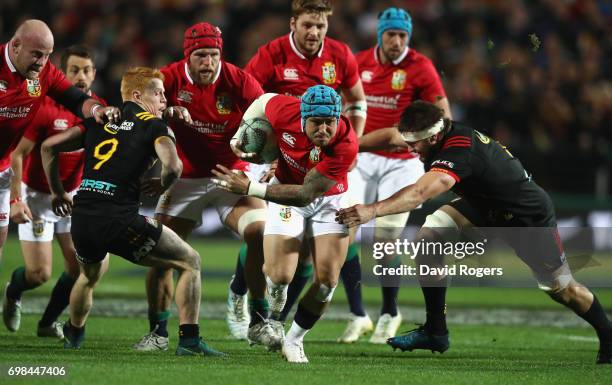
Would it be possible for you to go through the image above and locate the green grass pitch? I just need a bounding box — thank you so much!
[0,235,611,384]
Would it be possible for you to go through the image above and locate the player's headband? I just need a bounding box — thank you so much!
[183,22,223,59]
[401,118,444,142]
[377,7,412,47]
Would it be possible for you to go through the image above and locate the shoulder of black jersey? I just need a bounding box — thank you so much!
[440,123,473,151]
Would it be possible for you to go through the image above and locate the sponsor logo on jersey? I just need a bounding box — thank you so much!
[53,119,69,130]
[26,78,41,97]
[190,120,227,133]
[177,89,193,103]
[322,62,336,84]
[431,159,455,169]
[0,80,7,92]
[104,121,134,135]
[282,132,296,147]
[361,70,373,83]
[280,149,308,174]
[216,94,232,115]
[365,94,401,110]
[309,146,321,163]
[391,69,406,90]
[279,207,292,222]
[79,178,117,195]
[283,68,299,80]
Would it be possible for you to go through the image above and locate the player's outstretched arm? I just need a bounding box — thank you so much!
[154,136,183,189]
[336,170,455,227]
[9,137,36,223]
[211,165,334,207]
[40,125,84,216]
[358,127,409,153]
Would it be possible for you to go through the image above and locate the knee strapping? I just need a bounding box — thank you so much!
[237,209,267,237]
[422,210,460,240]
[314,283,337,303]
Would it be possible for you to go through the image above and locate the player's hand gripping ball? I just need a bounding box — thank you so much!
[236,118,279,164]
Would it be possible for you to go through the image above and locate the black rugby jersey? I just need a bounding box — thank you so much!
[73,102,174,217]
[424,123,554,222]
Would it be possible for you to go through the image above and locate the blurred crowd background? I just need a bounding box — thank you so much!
[1,0,611,202]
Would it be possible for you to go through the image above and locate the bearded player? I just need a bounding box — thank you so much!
[226,0,367,338]
[1,20,120,330]
[5,45,105,337]
[133,22,278,351]
[337,7,453,344]
[213,85,358,363]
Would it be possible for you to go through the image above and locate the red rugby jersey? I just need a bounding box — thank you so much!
[161,60,264,178]
[356,47,446,159]
[22,93,106,193]
[244,33,360,97]
[0,43,73,171]
[264,94,357,196]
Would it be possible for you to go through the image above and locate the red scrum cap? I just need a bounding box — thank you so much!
[183,22,223,59]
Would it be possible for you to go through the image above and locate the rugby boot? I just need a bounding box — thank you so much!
[37,321,64,339]
[338,313,373,343]
[2,282,21,332]
[370,312,402,344]
[387,325,449,353]
[176,337,227,357]
[63,321,85,349]
[225,287,249,340]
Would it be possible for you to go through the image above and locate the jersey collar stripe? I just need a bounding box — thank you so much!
[289,32,324,60]
[444,138,471,145]
[184,62,194,84]
[183,60,222,85]
[374,45,410,65]
[4,44,16,73]
[430,167,460,182]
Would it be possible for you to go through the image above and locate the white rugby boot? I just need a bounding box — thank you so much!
[248,319,283,351]
[337,313,373,343]
[225,286,249,340]
[2,282,21,332]
[132,326,169,351]
[282,338,309,363]
[369,312,402,344]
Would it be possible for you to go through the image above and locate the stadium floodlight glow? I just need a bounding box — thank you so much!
[401,118,444,142]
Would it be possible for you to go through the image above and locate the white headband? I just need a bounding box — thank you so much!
[401,118,444,142]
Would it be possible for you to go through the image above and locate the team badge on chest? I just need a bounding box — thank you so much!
[216,94,232,115]
[391,69,406,90]
[322,62,336,85]
[26,78,41,97]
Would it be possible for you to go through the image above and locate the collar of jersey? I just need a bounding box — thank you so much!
[374,45,409,66]
[289,31,324,60]
[4,44,17,73]
[183,60,222,86]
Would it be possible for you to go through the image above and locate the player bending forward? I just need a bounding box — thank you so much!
[336,101,612,364]
[41,67,224,356]
[212,85,357,363]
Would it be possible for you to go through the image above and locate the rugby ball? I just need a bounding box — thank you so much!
[239,118,279,163]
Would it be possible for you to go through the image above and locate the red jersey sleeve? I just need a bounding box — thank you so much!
[341,46,360,90]
[416,58,447,102]
[264,95,296,128]
[45,63,73,99]
[244,47,274,88]
[315,119,358,181]
[240,71,265,105]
